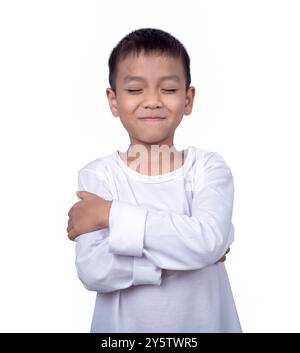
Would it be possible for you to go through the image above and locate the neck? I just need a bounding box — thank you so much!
[121,142,185,176]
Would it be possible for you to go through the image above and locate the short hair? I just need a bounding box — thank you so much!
[108,28,191,93]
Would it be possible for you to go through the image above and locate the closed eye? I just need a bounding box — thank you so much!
[126,89,178,93]
[162,89,178,93]
[127,89,142,93]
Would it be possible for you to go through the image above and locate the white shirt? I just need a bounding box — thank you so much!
[74,146,242,333]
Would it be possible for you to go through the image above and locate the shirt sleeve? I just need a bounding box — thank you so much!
[74,167,162,293]
[108,152,235,270]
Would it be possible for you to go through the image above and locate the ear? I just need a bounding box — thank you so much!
[106,88,119,117]
[183,86,196,116]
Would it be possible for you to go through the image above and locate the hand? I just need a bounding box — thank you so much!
[216,248,230,264]
[67,191,112,241]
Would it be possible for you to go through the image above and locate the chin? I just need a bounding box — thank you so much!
[139,139,167,146]
[137,134,171,145]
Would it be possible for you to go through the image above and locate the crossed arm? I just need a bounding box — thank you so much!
[67,190,230,264]
[67,190,230,293]
[67,154,234,293]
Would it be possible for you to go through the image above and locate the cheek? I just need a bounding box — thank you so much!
[117,98,139,130]
[118,95,139,113]
[169,100,186,120]
[166,95,185,110]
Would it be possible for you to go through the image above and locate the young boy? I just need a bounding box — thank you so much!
[67,28,242,333]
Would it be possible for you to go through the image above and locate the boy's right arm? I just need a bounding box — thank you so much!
[74,167,162,293]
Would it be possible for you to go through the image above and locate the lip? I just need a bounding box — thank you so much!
[138,117,166,122]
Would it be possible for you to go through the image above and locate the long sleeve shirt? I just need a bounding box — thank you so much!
[74,145,242,332]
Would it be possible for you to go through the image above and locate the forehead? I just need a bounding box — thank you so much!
[116,53,185,83]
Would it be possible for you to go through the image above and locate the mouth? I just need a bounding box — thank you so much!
[138,117,166,122]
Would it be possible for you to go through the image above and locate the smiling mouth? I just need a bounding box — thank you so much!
[138,117,166,122]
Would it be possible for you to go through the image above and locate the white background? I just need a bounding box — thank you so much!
[0,0,299,332]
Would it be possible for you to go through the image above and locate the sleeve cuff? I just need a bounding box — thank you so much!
[108,200,147,257]
[133,256,162,286]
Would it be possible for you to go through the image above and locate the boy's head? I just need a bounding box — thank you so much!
[108,28,191,94]
[106,28,195,147]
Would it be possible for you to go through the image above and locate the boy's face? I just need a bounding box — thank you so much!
[106,52,195,147]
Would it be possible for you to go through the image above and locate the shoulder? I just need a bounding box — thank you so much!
[79,150,116,174]
[77,150,118,198]
[187,146,234,191]
[189,146,231,170]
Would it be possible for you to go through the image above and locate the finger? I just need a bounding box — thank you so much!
[68,223,84,240]
[67,217,72,231]
[77,190,100,199]
[68,201,81,217]
[76,191,84,199]
[219,255,226,262]
[76,191,93,199]
[68,229,77,241]
[215,255,224,264]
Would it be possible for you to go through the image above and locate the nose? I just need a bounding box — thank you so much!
[142,89,163,109]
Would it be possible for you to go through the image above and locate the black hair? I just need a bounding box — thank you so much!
[108,28,191,93]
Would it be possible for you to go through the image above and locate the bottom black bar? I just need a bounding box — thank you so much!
[0,333,297,351]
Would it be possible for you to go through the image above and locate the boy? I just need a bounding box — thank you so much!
[67,28,242,333]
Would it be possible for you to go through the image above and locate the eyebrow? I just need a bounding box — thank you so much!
[123,75,180,83]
